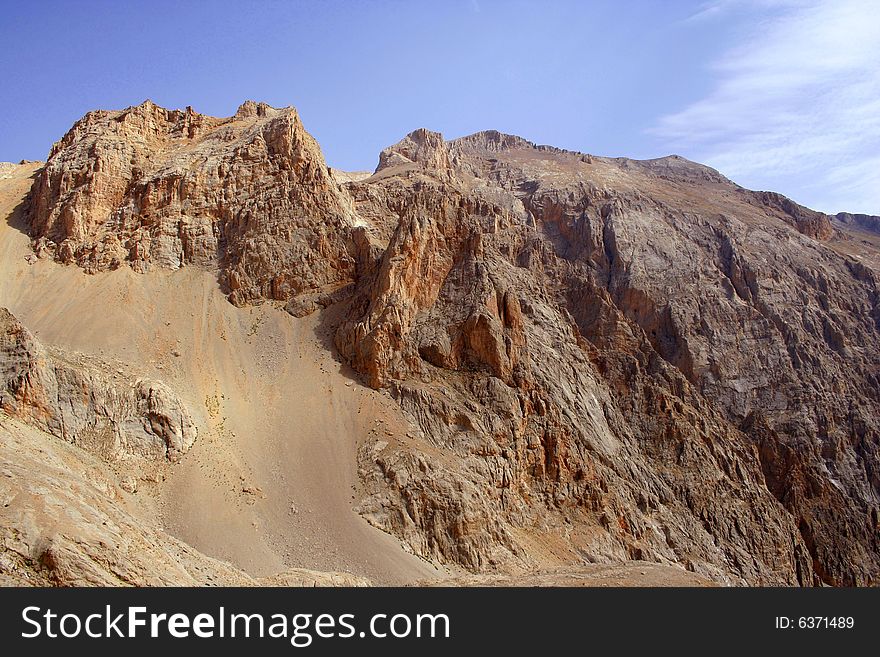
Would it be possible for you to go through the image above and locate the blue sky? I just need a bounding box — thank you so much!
[1,0,877,213]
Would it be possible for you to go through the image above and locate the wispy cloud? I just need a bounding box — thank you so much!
[684,0,806,23]
[654,0,880,214]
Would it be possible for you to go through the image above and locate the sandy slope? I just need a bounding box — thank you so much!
[430,562,716,587]
[0,411,373,586]
[0,162,442,585]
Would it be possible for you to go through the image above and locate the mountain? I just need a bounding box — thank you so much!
[2,101,878,586]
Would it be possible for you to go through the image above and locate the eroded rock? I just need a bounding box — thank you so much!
[19,101,880,586]
[0,308,196,462]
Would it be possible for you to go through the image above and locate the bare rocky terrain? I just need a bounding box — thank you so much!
[1,100,878,587]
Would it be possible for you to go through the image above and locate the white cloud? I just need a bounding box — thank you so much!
[654,0,880,214]
[685,0,802,23]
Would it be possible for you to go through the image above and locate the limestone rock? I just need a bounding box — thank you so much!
[377,128,452,176]
[834,211,880,235]
[26,100,357,306]
[337,128,880,585]
[0,307,196,462]
[0,163,17,181]
[752,191,835,240]
[18,102,880,587]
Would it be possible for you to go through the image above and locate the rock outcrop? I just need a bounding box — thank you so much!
[18,102,880,586]
[26,100,356,306]
[336,129,879,585]
[834,212,880,236]
[0,307,196,462]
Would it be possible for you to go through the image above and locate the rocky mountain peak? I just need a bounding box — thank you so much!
[833,211,880,235]
[9,99,880,587]
[375,127,451,174]
[26,100,356,305]
[234,99,279,119]
[617,153,731,185]
[451,130,536,153]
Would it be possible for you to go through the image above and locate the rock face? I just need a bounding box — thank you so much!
[337,130,880,585]
[0,307,196,461]
[0,309,371,587]
[27,100,356,306]
[21,103,880,586]
[834,212,880,236]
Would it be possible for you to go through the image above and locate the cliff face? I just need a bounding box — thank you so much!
[28,100,356,305]
[21,104,880,586]
[333,130,879,585]
[834,212,880,235]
